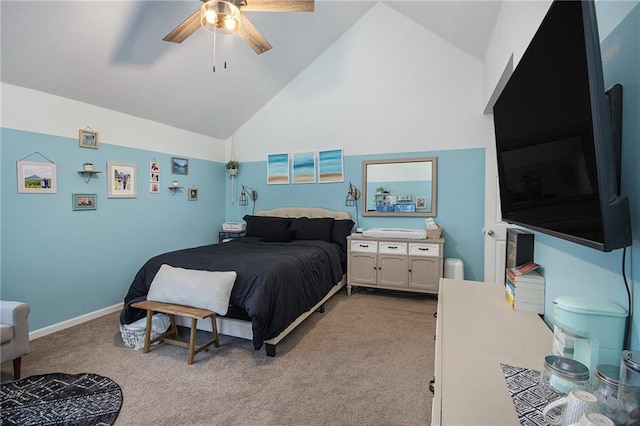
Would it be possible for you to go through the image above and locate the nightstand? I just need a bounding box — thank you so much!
[218,230,246,243]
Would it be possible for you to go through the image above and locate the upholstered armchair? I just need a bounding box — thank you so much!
[1,301,30,380]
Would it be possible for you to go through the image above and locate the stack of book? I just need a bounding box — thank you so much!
[505,263,545,314]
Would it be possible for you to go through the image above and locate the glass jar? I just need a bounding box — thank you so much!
[593,364,626,424]
[540,355,591,403]
[619,351,640,425]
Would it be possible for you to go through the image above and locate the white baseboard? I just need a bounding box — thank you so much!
[29,302,124,340]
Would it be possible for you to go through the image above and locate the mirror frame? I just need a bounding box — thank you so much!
[362,157,437,217]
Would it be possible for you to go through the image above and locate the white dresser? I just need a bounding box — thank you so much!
[346,235,444,295]
[432,279,552,425]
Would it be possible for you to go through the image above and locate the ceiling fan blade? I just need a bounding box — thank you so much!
[238,0,314,13]
[163,9,201,43]
[238,13,272,54]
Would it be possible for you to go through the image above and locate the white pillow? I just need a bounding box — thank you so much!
[147,264,237,316]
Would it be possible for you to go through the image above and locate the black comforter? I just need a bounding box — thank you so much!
[120,237,345,350]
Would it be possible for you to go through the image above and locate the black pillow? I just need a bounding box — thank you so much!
[331,219,355,251]
[243,215,291,238]
[260,229,297,243]
[289,217,334,242]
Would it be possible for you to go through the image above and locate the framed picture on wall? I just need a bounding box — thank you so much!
[72,193,97,210]
[17,160,57,193]
[107,161,137,198]
[171,157,188,175]
[318,149,344,183]
[79,128,99,149]
[292,151,316,184]
[267,153,289,184]
[188,187,199,201]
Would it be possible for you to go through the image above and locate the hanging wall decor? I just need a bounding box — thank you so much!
[150,160,160,194]
[188,187,199,201]
[79,128,99,149]
[17,152,57,194]
[72,193,97,210]
[107,161,137,198]
[267,153,289,184]
[318,148,344,183]
[292,151,316,184]
[171,157,188,175]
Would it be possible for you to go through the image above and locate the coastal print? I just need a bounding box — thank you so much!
[267,153,289,184]
[292,151,316,184]
[318,149,343,183]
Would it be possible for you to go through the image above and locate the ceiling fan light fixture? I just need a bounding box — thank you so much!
[201,1,241,35]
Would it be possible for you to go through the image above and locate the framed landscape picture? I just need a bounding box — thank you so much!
[318,149,344,183]
[171,157,188,175]
[17,160,57,193]
[267,153,289,184]
[292,151,316,184]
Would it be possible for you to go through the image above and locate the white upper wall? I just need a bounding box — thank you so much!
[234,2,494,161]
[1,83,225,162]
[483,0,552,110]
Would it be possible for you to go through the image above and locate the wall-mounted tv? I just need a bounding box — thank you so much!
[492,0,631,252]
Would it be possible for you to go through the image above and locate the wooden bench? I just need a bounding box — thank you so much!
[131,300,219,365]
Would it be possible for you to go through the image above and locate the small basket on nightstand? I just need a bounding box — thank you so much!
[426,227,442,239]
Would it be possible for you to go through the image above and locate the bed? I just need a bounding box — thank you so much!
[120,207,354,356]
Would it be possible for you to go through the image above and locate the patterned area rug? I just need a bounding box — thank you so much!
[500,363,562,426]
[0,373,122,426]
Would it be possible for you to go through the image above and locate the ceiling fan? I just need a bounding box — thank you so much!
[163,0,314,55]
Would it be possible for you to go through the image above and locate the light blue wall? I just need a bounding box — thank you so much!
[1,128,225,331]
[531,3,640,347]
[225,148,485,281]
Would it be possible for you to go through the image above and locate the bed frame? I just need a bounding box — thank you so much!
[176,207,351,356]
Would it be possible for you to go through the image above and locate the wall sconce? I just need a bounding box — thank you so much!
[239,184,259,214]
[345,181,361,229]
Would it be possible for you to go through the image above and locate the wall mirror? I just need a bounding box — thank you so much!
[362,157,437,217]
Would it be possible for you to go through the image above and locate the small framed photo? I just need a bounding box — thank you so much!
[107,161,137,198]
[17,160,57,193]
[150,182,160,193]
[150,173,159,182]
[72,193,97,210]
[188,187,199,201]
[79,129,99,149]
[416,196,427,209]
[171,157,188,175]
[150,161,159,172]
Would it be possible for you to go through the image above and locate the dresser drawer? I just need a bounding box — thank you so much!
[350,240,378,253]
[379,242,407,255]
[409,243,440,257]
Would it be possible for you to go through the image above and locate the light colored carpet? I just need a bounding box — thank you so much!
[1,288,437,425]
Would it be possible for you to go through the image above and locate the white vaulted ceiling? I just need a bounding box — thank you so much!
[0,0,502,140]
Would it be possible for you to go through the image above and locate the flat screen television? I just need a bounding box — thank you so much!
[492,0,631,252]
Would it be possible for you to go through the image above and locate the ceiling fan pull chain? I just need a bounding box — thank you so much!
[212,30,218,73]
[223,33,228,69]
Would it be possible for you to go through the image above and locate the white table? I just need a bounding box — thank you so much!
[432,279,553,425]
